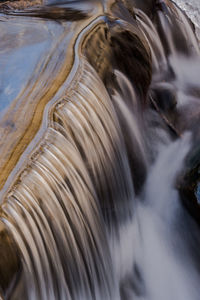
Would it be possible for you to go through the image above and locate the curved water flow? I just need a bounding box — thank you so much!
[0,0,200,299]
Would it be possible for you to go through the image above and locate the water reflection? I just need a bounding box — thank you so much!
[0,24,51,112]
[0,1,98,191]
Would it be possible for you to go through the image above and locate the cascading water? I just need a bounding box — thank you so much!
[0,0,200,299]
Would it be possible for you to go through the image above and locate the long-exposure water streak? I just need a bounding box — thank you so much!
[0,0,200,299]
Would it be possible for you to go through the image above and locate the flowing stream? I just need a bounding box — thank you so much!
[0,1,200,299]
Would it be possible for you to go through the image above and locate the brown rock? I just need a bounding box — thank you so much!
[0,219,21,298]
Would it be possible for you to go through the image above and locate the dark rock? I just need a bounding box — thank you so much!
[150,82,177,112]
[0,219,21,298]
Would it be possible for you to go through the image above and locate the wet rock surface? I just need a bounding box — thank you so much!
[0,0,43,9]
[0,219,20,297]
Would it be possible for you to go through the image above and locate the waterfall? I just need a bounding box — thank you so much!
[1,58,135,299]
[0,1,200,299]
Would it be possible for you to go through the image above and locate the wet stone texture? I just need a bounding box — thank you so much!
[0,0,43,9]
[0,220,20,297]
